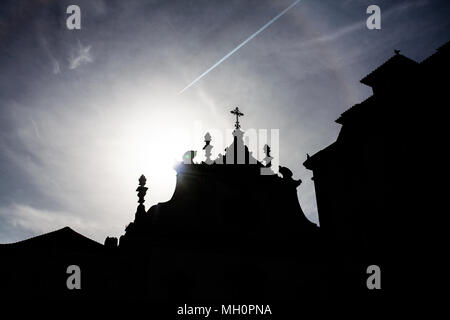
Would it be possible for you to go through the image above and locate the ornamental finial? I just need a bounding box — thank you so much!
[136,174,148,205]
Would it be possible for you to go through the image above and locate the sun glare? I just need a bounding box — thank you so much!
[105,100,195,207]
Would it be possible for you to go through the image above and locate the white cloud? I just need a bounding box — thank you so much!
[52,60,61,74]
[5,0,442,244]
[305,0,431,46]
[0,203,102,243]
[39,35,61,74]
[69,41,93,70]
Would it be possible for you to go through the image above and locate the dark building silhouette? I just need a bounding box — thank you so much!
[303,41,450,296]
[121,124,317,251]
[1,42,448,305]
[113,108,322,301]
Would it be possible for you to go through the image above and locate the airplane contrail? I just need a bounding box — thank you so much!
[178,0,302,95]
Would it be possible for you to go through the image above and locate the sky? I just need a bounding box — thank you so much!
[0,0,449,243]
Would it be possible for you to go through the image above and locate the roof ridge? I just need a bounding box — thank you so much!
[2,226,101,246]
[360,52,418,86]
[336,96,375,124]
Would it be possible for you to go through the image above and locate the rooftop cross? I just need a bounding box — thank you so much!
[230,107,244,130]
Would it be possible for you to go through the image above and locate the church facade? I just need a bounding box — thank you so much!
[110,107,323,301]
[1,42,448,303]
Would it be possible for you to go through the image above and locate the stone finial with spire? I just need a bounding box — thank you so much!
[135,174,148,220]
[260,144,275,175]
[263,144,273,167]
[203,132,214,165]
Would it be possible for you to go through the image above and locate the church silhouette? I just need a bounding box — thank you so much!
[1,41,448,304]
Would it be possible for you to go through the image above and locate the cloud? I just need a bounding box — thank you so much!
[39,35,61,74]
[305,0,431,46]
[52,60,61,74]
[69,41,93,70]
[0,203,103,243]
[1,0,449,244]
[1,204,74,239]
